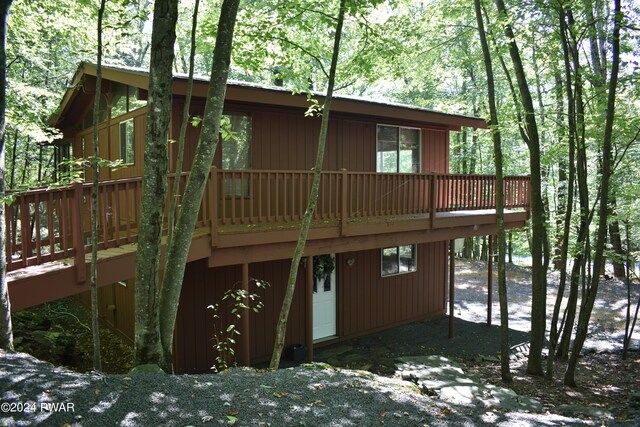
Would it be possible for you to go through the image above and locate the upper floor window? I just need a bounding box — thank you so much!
[111,83,147,118]
[119,118,135,164]
[381,244,417,276]
[221,113,251,170]
[221,113,251,196]
[376,125,420,173]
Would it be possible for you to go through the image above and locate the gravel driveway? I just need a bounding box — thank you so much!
[1,260,636,426]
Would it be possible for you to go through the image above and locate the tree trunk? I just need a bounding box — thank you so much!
[494,0,548,376]
[547,6,577,377]
[552,71,567,271]
[475,0,511,381]
[565,0,621,386]
[556,4,592,362]
[269,0,347,370]
[89,0,106,372]
[8,129,15,189]
[158,0,239,372]
[134,0,179,368]
[166,0,200,254]
[0,0,13,351]
[608,198,625,278]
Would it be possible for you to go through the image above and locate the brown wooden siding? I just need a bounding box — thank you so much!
[252,110,321,170]
[77,278,135,343]
[423,129,449,173]
[337,242,447,339]
[174,258,306,373]
[337,120,375,172]
[73,107,147,181]
[174,241,447,373]
[168,99,449,175]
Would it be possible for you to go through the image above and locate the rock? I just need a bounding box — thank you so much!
[551,404,613,420]
[628,391,640,417]
[315,345,353,359]
[13,310,52,331]
[129,364,165,374]
[479,354,500,362]
[395,355,543,413]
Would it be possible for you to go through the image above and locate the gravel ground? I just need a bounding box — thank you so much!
[1,259,637,426]
[0,349,597,427]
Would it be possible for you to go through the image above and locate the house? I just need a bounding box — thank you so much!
[6,63,530,373]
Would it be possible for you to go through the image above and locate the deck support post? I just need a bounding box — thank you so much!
[429,175,437,229]
[449,239,455,338]
[71,182,86,284]
[209,167,218,247]
[340,169,348,236]
[306,255,314,362]
[241,262,250,366]
[487,235,493,326]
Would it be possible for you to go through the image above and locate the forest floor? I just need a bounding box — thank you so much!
[460,260,640,422]
[309,260,640,422]
[9,259,640,424]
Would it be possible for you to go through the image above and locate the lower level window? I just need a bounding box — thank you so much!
[381,245,417,276]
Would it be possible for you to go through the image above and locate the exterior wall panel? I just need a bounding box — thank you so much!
[338,242,447,339]
[423,129,449,173]
[175,258,306,373]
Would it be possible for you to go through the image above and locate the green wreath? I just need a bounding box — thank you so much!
[313,254,335,281]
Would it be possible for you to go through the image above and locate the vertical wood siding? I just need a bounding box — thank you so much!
[422,129,449,173]
[167,101,450,175]
[338,242,447,339]
[76,278,135,344]
[174,242,447,373]
[174,258,306,373]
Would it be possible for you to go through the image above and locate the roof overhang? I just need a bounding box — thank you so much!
[50,63,487,132]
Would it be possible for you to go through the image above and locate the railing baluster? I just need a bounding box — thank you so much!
[209,168,218,247]
[19,196,30,268]
[5,201,13,270]
[71,182,86,283]
[34,194,42,264]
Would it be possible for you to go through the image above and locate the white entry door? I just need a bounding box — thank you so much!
[313,254,337,340]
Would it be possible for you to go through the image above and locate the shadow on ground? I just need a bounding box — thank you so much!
[314,317,531,375]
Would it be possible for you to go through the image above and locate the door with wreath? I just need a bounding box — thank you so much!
[312,254,336,340]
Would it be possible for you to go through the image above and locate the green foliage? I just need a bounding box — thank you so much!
[207,278,269,372]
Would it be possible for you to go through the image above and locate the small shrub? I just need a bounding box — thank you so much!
[208,278,269,372]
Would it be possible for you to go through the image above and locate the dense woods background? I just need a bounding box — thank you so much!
[3,0,640,381]
[6,0,639,261]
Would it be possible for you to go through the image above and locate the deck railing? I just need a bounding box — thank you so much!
[5,169,530,273]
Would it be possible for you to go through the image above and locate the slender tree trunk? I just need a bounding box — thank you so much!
[494,0,548,376]
[134,0,179,368]
[608,198,625,278]
[159,0,239,372]
[552,71,567,272]
[557,5,592,361]
[475,0,511,381]
[0,0,13,351]
[565,0,621,386]
[20,136,29,186]
[547,14,577,376]
[166,0,199,254]
[89,0,106,371]
[622,221,640,359]
[269,0,347,370]
[8,129,15,189]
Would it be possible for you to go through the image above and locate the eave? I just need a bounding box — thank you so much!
[50,63,488,132]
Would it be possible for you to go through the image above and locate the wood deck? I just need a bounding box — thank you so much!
[5,170,530,310]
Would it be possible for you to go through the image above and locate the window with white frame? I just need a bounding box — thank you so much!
[381,244,417,276]
[119,118,135,164]
[376,125,420,173]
